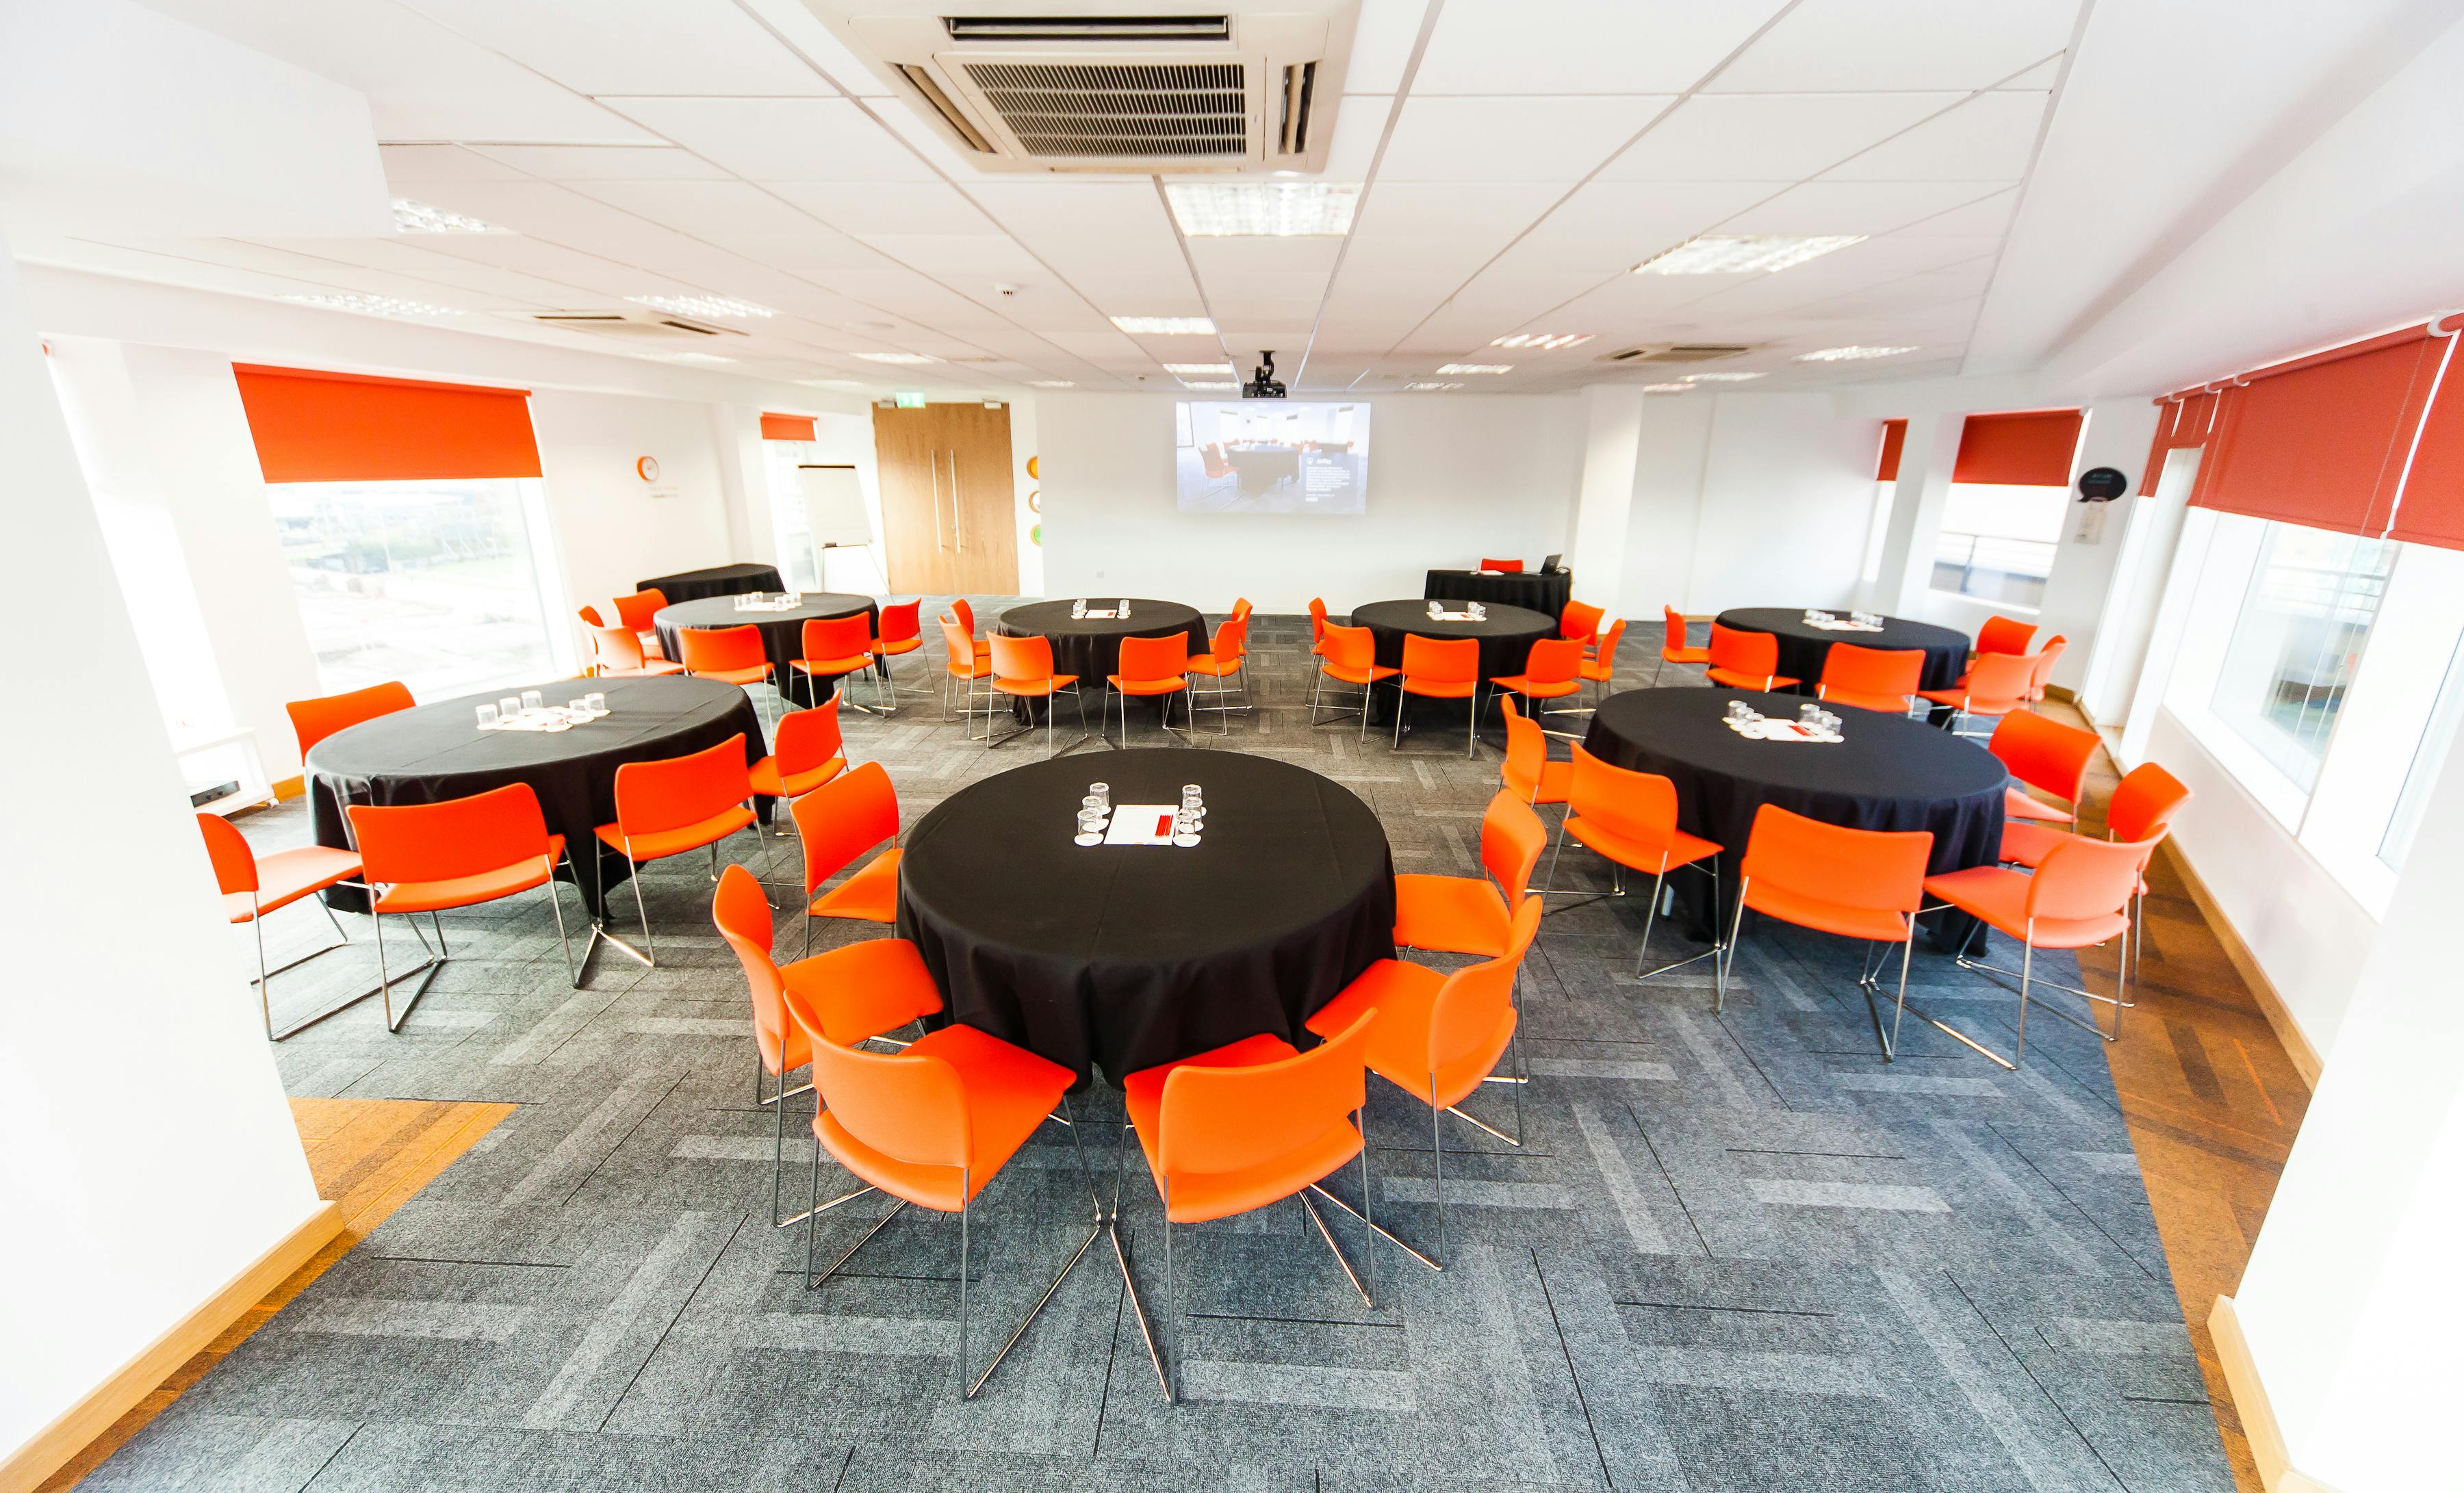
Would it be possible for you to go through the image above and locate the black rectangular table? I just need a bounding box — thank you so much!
[1425,567,1571,620]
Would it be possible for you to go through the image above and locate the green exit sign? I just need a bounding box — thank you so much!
[894,392,926,408]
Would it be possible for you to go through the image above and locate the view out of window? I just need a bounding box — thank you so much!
[269,477,560,700]
[763,439,826,592]
[2209,523,2398,792]
[1931,482,2067,608]
[2380,627,2464,870]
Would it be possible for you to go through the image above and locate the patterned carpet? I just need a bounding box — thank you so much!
[92,606,2234,1492]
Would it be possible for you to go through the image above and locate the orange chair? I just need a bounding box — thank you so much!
[1396,790,1547,959]
[1483,637,1584,729]
[679,624,775,690]
[1719,806,1932,1059]
[286,681,414,760]
[1817,644,1925,715]
[1479,558,1524,572]
[1309,622,1396,740]
[1974,614,2036,659]
[793,614,882,712]
[986,632,1090,757]
[1561,599,1605,653]
[1917,650,2035,736]
[1656,607,1710,685]
[1107,632,1194,742]
[612,588,670,658]
[1543,745,1723,982]
[1579,618,1627,705]
[348,783,579,1028]
[577,604,608,628]
[196,812,367,1040]
[938,612,994,736]
[1392,634,1483,757]
[1123,1008,1382,1393]
[2001,762,2191,988]
[587,625,684,679]
[1705,624,1797,693]
[1305,896,1541,1268]
[871,599,927,710]
[713,864,942,1228]
[791,760,901,954]
[1498,696,1574,809]
[1923,834,2159,1066]
[593,734,758,966]
[1185,614,1250,725]
[749,690,848,837]
[2024,634,2068,706]
[1231,596,1254,623]
[1991,710,2099,829]
[1308,597,1331,657]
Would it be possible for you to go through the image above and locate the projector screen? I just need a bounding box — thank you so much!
[1175,401,1372,514]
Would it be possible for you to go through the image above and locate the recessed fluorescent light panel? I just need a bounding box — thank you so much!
[1179,382,1236,390]
[1682,372,1764,382]
[799,378,870,389]
[855,352,940,365]
[281,293,459,317]
[1164,181,1361,237]
[1489,333,1593,350]
[1435,364,1512,375]
[1029,380,1076,389]
[1634,235,1865,275]
[1111,316,1216,335]
[1404,382,1464,391]
[1796,344,1918,362]
[1641,382,1695,392]
[650,351,737,364]
[391,198,502,234]
[626,294,775,320]
[1164,363,1235,374]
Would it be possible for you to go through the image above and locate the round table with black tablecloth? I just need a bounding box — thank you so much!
[1425,567,1571,621]
[898,748,1394,1086]
[652,593,880,708]
[1580,687,2007,951]
[1713,607,1971,695]
[303,675,766,918]
[637,562,784,604]
[994,599,1210,684]
[1349,598,1558,731]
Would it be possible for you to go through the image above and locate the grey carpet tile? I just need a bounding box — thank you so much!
[109,607,2235,1492]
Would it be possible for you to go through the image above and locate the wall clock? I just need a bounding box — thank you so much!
[636,456,660,482]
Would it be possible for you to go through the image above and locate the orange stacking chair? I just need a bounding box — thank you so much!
[749,691,847,838]
[938,612,994,736]
[587,625,684,679]
[2024,634,2068,707]
[1308,596,1331,657]
[286,681,413,760]
[1498,697,1573,809]
[197,812,365,1041]
[348,783,579,1028]
[1656,607,1710,685]
[2001,761,2191,987]
[1705,624,1797,692]
[1579,618,1626,705]
[1719,806,1932,1060]
[1185,614,1251,725]
[1543,745,1723,981]
[986,632,1090,757]
[1992,710,2099,828]
[1561,599,1605,653]
[1309,622,1396,740]
[1392,634,1483,757]
[1923,834,2160,1066]
[793,614,882,712]
[1305,896,1541,1269]
[1231,596,1255,623]
[1918,650,2034,736]
[578,604,608,627]
[680,624,775,689]
[611,588,670,658]
[871,599,927,709]
[1973,613,2036,660]
[1479,557,1524,572]
[1107,632,1194,742]
[1122,1008,1382,1396]
[1483,637,1584,729]
[593,735,758,967]
[791,760,901,953]
[713,864,942,1228]
[789,978,1094,1401]
[1817,645,1925,715]
[1396,790,1548,959]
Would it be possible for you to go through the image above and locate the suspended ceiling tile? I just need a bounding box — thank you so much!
[396,0,832,96]
[1375,95,1677,182]
[846,233,1048,283]
[767,181,996,236]
[1708,0,2081,92]
[1185,238,1348,276]
[732,0,902,96]
[1822,92,2051,181]
[565,179,823,237]
[1321,96,1396,179]
[409,231,675,301]
[1345,0,1436,94]
[1888,187,2020,236]
[380,145,530,184]
[1597,93,1967,182]
[1415,0,1793,94]
[465,145,735,181]
[1721,180,2016,237]
[598,97,938,182]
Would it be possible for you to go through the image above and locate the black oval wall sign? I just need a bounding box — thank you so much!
[2077,466,2129,501]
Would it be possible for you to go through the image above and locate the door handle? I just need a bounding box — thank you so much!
[927,443,946,550]
[949,450,965,555]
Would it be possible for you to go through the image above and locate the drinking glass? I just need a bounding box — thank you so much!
[498,697,522,719]
[522,690,544,711]
[1088,781,1109,811]
[1800,702,1821,724]
[585,692,606,714]
[1072,599,1086,619]
[476,703,498,728]
[1727,701,1748,722]
[568,699,588,714]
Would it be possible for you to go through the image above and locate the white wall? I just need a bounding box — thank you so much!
[1617,395,1715,619]
[528,387,746,617]
[1038,393,1583,614]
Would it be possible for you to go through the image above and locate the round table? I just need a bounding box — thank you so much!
[303,675,766,918]
[637,562,784,604]
[897,747,1395,1085]
[1348,599,1556,678]
[993,599,1211,683]
[1713,607,1971,694]
[1581,687,2007,950]
[652,593,880,707]
[1424,568,1571,621]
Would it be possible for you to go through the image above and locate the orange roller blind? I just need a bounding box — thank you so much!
[2141,388,2222,494]
[1953,409,2083,486]
[760,412,817,441]
[1875,418,1906,481]
[2194,325,2443,534]
[2382,322,2464,549]
[233,364,541,482]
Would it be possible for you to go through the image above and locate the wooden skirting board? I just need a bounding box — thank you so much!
[2157,841,2324,1088]
[2210,1296,2348,1493]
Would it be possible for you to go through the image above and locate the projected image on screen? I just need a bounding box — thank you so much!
[1175,401,1372,515]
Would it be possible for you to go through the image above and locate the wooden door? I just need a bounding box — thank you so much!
[870,403,1018,595]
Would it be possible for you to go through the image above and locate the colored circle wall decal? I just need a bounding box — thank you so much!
[1026,455,1040,479]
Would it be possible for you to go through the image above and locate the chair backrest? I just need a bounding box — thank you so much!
[1706,623,1778,681]
[1117,631,1188,680]
[1561,599,1604,645]
[2027,634,2068,694]
[1400,634,1479,683]
[1819,643,1925,701]
[287,680,414,758]
[1975,614,2036,656]
[577,604,608,628]
[712,863,795,1074]
[1989,709,2099,803]
[1568,744,1681,857]
[196,812,257,895]
[801,614,873,663]
[773,692,845,780]
[805,1022,969,1173]
[1319,621,1378,673]
[2029,835,2159,923]
[350,782,552,885]
[1961,650,2038,707]
[679,625,767,675]
[613,588,667,633]
[987,631,1055,683]
[1427,895,1540,1074]
[792,760,899,896]
[876,599,921,647]
[1738,805,1932,914]
[1518,636,1586,686]
[1308,597,1329,647]
[1663,607,1689,653]
[1479,558,1524,572]
[938,613,983,674]
[1499,697,1547,800]
[951,597,977,636]
[2108,762,2192,844]
[591,625,652,672]
[1201,444,1236,478]
[1231,597,1254,621]
[1156,1007,1375,1180]
[1591,617,1626,670]
[1476,790,1550,903]
[1209,614,1248,662]
[612,734,752,838]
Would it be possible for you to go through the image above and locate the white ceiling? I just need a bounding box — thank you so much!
[17,0,2297,400]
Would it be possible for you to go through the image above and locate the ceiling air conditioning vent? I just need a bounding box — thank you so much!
[519,311,743,342]
[964,62,1246,157]
[945,15,1231,42]
[1602,343,1753,363]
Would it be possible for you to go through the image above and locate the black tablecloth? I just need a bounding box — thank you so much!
[993,599,1209,684]
[899,748,1395,1085]
[1714,607,1971,694]
[637,563,784,604]
[304,675,766,918]
[1350,599,1556,679]
[1581,687,2006,950]
[1426,568,1571,620]
[652,593,880,707]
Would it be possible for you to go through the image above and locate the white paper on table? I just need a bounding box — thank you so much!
[1081,608,1120,620]
[1101,805,1179,846]
[1430,610,1478,622]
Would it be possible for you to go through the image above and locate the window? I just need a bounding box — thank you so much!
[1930,482,2066,608]
[2206,525,2397,791]
[268,476,563,699]
[2379,629,2464,869]
[763,437,826,592]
